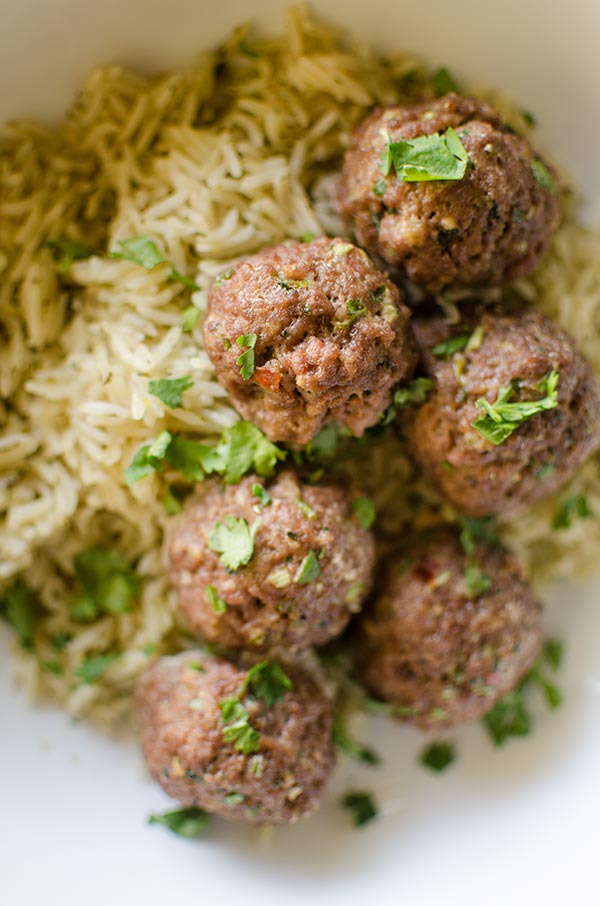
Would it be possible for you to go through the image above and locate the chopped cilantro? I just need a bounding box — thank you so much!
[535,462,555,481]
[373,178,387,196]
[111,236,199,290]
[275,275,310,290]
[512,207,527,224]
[352,496,376,530]
[219,697,261,753]
[0,580,40,648]
[431,66,459,96]
[148,807,209,838]
[432,334,471,357]
[163,484,186,514]
[459,516,498,556]
[305,425,339,463]
[223,792,245,806]
[206,584,227,614]
[295,498,315,519]
[333,299,368,330]
[70,547,140,622]
[236,333,257,381]
[341,791,378,828]
[295,549,321,584]
[393,377,433,408]
[302,232,316,243]
[464,564,492,598]
[208,516,259,571]
[381,127,469,182]
[215,269,234,285]
[252,483,271,507]
[182,305,199,333]
[44,239,94,272]
[472,370,560,445]
[419,740,455,772]
[241,661,293,706]
[125,430,173,485]
[531,159,554,190]
[333,716,381,766]
[543,639,563,670]
[75,652,121,684]
[521,110,537,127]
[148,376,193,409]
[361,696,419,718]
[552,494,592,530]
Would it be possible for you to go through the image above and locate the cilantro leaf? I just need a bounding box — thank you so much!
[208,516,259,571]
[472,370,559,445]
[385,127,469,183]
[70,547,140,621]
[219,697,261,753]
[252,483,271,507]
[333,299,369,330]
[148,807,209,838]
[75,652,121,684]
[464,564,492,598]
[44,239,94,272]
[111,236,199,290]
[125,430,173,485]
[333,716,381,766]
[241,661,294,706]
[0,580,40,648]
[236,333,257,381]
[552,494,592,530]
[295,549,321,584]
[531,159,554,190]
[419,740,455,772]
[432,334,471,357]
[393,377,433,408]
[164,435,214,482]
[341,791,378,828]
[148,376,193,409]
[431,66,459,96]
[206,584,227,614]
[215,421,286,483]
[352,496,376,530]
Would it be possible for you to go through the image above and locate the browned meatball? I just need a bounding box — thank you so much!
[339,93,560,293]
[165,470,375,651]
[353,531,542,731]
[203,237,416,446]
[401,307,600,517]
[135,652,335,825]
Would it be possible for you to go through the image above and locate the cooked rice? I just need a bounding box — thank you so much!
[1,6,599,724]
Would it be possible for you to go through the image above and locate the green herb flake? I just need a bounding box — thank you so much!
[535,462,555,481]
[125,430,173,485]
[182,305,199,333]
[431,66,459,96]
[512,207,527,224]
[472,370,560,445]
[69,546,140,622]
[393,377,433,408]
[148,807,209,838]
[44,239,94,272]
[275,275,310,290]
[341,791,378,828]
[305,425,339,463]
[552,494,592,530]
[333,716,381,766]
[0,580,40,648]
[215,269,234,285]
[215,421,286,484]
[163,484,186,515]
[373,178,387,196]
[521,110,537,127]
[352,496,376,530]
[111,236,199,290]
[43,659,63,676]
[464,564,492,598]
[419,740,455,772]
[208,516,259,571]
[543,639,563,670]
[302,232,316,243]
[206,584,227,614]
[432,334,471,357]
[459,516,498,556]
[219,697,261,753]
[75,652,121,684]
[241,661,294,706]
[385,127,469,183]
[224,792,245,806]
[531,159,554,190]
[236,333,258,381]
[252,483,271,507]
[148,376,193,409]
[295,549,321,584]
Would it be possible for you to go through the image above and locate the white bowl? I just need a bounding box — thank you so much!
[2,2,600,905]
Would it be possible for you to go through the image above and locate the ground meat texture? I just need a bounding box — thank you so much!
[165,470,375,651]
[135,652,335,825]
[338,93,560,293]
[401,307,600,517]
[203,237,416,446]
[353,531,542,731]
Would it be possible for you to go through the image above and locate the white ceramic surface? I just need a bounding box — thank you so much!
[1,2,600,905]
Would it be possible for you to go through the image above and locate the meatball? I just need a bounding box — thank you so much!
[165,469,375,651]
[203,237,416,446]
[135,652,335,825]
[401,307,600,517]
[339,93,560,293]
[353,531,542,730]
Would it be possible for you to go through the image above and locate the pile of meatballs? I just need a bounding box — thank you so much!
[135,93,600,828]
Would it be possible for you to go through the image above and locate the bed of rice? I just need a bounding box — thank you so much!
[1,6,599,725]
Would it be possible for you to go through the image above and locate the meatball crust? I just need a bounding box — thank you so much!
[339,93,560,293]
[165,470,376,651]
[401,308,600,517]
[135,652,335,825]
[353,531,542,730]
[203,236,416,446]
